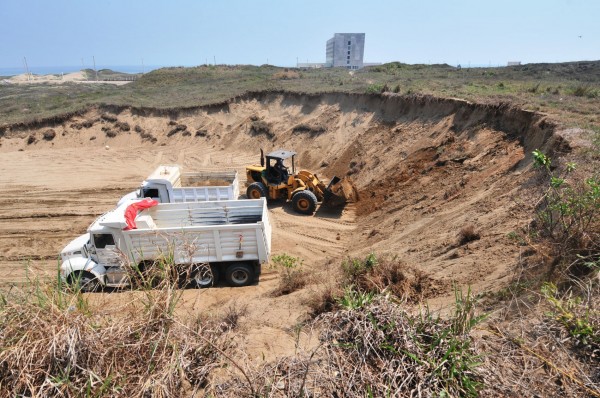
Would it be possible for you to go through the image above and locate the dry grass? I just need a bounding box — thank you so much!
[457,224,481,246]
[0,270,229,397]
[249,120,274,139]
[340,253,433,302]
[272,70,300,80]
[476,283,600,397]
[216,293,484,397]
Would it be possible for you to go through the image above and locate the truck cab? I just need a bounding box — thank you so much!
[60,205,133,291]
[118,165,181,206]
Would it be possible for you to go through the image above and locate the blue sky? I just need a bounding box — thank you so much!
[1,0,598,68]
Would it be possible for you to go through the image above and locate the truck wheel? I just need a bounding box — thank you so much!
[191,264,219,288]
[246,182,267,199]
[292,190,318,215]
[68,271,100,293]
[225,263,254,287]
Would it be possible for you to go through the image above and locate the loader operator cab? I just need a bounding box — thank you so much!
[264,150,296,185]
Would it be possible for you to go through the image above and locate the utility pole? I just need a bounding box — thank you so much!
[213,55,216,66]
[141,57,145,74]
[93,56,98,81]
[23,57,31,81]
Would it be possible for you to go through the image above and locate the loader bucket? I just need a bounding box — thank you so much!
[323,176,359,207]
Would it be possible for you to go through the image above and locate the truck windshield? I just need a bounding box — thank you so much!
[142,188,160,198]
[93,234,115,249]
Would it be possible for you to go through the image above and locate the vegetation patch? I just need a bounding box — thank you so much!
[272,69,300,80]
[132,125,157,143]
[42,129,56,141]
[219,290,484,397]
[115,121,130,131]
[531,150,600,275]
[249,120,274,139]
[100,113,117,123]
[292,123,326,136]
[270,253,306,296]
[458,224,481,246]
[0,267,229,397]
[167,124,187,137]
[542,282,600,362]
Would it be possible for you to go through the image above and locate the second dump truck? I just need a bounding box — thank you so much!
[118,165,239,206]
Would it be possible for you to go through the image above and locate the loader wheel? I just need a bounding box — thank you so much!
[292,190,318,215]
[246,182,267,199]
[225,263,254,287]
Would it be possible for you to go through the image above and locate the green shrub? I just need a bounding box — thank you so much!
[271,253,306,295]
[542,282,599,359]
[365,83,385,94]
[532,150,600,274]
[571,84,598,98]
[336,286,375,309]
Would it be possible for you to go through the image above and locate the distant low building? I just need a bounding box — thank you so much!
[507,61,522,66]
[326,33,365,70]
[297,63,326,69]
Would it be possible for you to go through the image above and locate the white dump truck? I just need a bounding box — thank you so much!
[117,165,240,206]
[60,198,271,291]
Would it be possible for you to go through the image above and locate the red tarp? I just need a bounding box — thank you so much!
[123,198,159,230]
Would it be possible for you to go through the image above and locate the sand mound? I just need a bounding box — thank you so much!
[8,71,88,84]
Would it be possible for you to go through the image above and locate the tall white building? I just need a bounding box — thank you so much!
[325,33,365,69]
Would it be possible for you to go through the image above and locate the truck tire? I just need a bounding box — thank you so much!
[246,182,267,199]
[225,263,254,287]
[191,264,219,288]
[68,271,100,293]
[292,190,318,215]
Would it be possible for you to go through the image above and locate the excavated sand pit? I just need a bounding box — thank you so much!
[0,91,559,360]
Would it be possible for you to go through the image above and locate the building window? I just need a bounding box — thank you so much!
[348,41,351,45]
[347,55,350,60]
[347,60,350,64]
[347,51,350,55]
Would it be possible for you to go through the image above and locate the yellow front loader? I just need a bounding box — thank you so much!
[245,149,358,215]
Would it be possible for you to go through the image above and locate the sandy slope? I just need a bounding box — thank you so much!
[0,92,557,362]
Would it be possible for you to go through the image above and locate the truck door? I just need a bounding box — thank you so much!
[92,233,121,267]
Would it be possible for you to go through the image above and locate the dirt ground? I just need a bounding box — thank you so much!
[0,92,557,362]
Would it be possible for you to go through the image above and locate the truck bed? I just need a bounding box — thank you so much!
[120,199,271,265]
[176,170,240,200]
